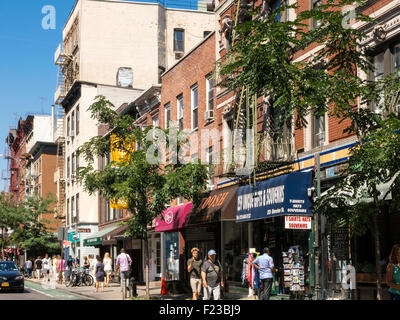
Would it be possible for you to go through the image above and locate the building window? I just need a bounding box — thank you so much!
[153,115,159,128]
[106,198,111,222]
[71,196,75,224]
[164,103,170,129]
[67,116,71,138]
[72,152,75,176]
[372,51,385,113]
[191,84,198,130]
[67,199,70,226]
[206,75,214,111]
[76,153,79,173]
[312,0,322,29]
[71,111,75,136]
[313,114,325,147]
[177,94,184,131]
[76,193,79,223]
[67,156,70,179]
[271,0,282,22]
[76,106,80,135]
[174,29,184,52]
[206,146,214,190]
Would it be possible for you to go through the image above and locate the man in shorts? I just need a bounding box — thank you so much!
[187,248,203,300]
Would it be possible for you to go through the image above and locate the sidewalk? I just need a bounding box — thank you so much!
[25,277,288,300]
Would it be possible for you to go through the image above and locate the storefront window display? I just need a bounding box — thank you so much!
[222,221,248,283]
[163,232,180,281]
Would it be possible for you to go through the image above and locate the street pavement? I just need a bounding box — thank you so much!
[23,277,287,300]
[0,286,57,300]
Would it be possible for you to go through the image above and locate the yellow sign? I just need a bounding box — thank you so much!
[109,134,134,209]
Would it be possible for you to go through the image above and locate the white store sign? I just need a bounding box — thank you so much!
[285,216,312,230]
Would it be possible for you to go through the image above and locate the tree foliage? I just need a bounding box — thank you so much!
[76,96,209,240]
[218,0,374,130]
[10,194,60,252]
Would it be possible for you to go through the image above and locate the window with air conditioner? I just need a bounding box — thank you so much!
[174,29,184,52]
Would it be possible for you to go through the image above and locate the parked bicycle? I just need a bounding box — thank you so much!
[65,267,94,287]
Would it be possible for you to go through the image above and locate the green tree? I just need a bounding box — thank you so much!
[218,0,373,131]
[76,96,209,298]
[11,194,61,255]
[316,113,400,299]
[218,0,399,300]
[0,193,23,260]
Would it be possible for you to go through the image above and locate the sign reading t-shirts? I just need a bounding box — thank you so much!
[236,172,313,222]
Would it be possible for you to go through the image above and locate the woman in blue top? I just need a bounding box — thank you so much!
[95,255,105,293]
[386,244,400,300]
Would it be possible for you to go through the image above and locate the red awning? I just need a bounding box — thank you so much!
[155,203,193,232]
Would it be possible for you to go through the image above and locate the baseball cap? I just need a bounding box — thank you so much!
[208,249,216,256]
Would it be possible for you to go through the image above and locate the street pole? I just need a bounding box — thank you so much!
[314,153,321,299]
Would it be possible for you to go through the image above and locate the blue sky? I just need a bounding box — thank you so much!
[0,0,75,191]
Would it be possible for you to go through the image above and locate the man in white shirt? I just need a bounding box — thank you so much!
[42,254,51,282]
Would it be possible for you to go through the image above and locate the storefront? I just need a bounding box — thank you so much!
[236,171,313,294]
[155,202,193,287]
[184,185,238,286]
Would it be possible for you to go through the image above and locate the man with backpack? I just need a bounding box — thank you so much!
[201,249,224,300]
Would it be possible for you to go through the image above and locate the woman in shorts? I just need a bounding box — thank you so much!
[103,252,113,287]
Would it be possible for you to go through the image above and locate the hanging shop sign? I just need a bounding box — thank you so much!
[155,203,193,232]
[285,216,312,230]
[236,172,312,222]
[185,185,238,226]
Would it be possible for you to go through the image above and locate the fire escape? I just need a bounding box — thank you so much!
[216,0,294,185]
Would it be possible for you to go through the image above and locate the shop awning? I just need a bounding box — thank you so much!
[83,225,119,247]
[236,171,313,222]
[102,225,129,245]
[185,185,238,226]
[155,203,193,232]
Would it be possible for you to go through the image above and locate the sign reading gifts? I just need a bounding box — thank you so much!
[285,216,312,229]
[236,172,312,222]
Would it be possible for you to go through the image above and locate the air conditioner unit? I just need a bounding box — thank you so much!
[175,51,184,60]
[73,40,78,48]
[72,210,77,218]
[204,110,215,121]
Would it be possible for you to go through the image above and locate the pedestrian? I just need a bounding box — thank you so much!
[52,255,58,282]
[58,255,66,284]
[24,258,33,278]
[42,254,51,282]
[66,255,75,281]
[75,256,80,267]
[386,244,400,300]
[83,256,90,270]
[35,256,43,279]
[95,255,105,293]
[103,252,113,287]
[201,249,224,300]
[116,248,132,291]
[252,247,276,300]
[187,247,203,300]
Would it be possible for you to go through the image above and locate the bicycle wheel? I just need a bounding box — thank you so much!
[75,274,83,287]
[85,274,94,286]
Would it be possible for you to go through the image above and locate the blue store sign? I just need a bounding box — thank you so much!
[236,171,313,222]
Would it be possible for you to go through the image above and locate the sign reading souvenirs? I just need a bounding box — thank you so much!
[236,172,312,222]
[285,216,312,230]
